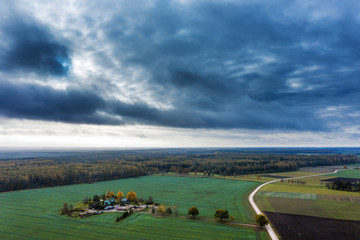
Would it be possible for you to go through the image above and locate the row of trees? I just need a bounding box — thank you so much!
[187,207,233,224]
[280,179,306,184]
[186,207,233,223]
[86,190,137,202]
[116,209,133,222]
[85,191,139,210]
[187,206,268,226]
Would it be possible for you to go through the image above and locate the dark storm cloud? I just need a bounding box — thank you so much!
[0,81,110,124]
[0,79,321,130]
[0,0,359,130]
[0,10,70,76]
[99,0,360,130]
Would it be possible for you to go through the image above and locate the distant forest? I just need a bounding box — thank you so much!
[1,149,359,192]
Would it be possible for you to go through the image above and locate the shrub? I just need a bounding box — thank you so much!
[166,207,172,215]
[188,207,199,218]
[255,214,269,226]
[214,209,229,223]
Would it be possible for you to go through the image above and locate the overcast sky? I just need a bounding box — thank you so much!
[0,0,359,148]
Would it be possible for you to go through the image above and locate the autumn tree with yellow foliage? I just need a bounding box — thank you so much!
[117,191,124,199]
[126,191,137,202]
[157,204,166,215]
[109,191,115,198]
[105,191,115,199]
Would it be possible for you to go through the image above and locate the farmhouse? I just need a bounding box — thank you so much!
[121,198,129,204]
[104,198,115,206]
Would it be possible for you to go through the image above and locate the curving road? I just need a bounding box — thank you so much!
[248,169,342,240]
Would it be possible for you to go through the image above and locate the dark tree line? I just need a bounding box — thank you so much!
[326,180,360,192]
[0,159,147,192]
[0,151,359,192]
[144,153,359,176]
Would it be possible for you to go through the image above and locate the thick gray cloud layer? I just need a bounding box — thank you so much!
[0,12,70,76]
[0,0,359,131]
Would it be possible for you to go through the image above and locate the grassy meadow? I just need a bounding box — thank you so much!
[257,191,317,200]
[0,175,268,240]
[0,212,268,240]
[255,196,360,221]
[264,171,320,178]
[260,173,360,197]
[326,169,360,178]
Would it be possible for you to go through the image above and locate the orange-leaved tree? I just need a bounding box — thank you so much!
[126,191,137,201]
[107,191,115,198]
[117,191,124,199]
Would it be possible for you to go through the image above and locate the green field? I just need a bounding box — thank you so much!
[264,171,319,178]
[317,194,360,203]
[255,196,360,221]
[0,176,267,239]
[256,169,360,221]
[257,191,317,200]
[299,165,347,173]
[0,212,268,240]
[236,171,329,183]
[326,169,360,178]
[261,177,360,197]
